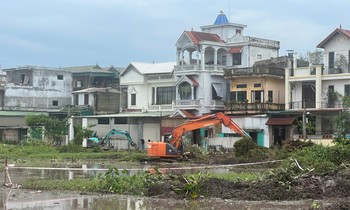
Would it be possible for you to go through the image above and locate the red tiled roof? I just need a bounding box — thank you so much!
[185,31,223,44]
[317,28,350,48]
[265,118,296,126]
[228,46,243,53]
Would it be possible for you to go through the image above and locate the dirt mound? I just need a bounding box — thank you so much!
[146,171,350,202]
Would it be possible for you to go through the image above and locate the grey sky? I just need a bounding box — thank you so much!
[1,0,349,68]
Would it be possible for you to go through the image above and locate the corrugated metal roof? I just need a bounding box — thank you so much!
[265,118,296,126]
[122,62,175,75]
[0,111,48,116]
[72,87,121,94]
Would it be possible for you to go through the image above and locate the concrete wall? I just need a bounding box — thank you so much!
[5,68,72,109]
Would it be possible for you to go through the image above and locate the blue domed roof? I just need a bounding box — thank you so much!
[214,11,229,25]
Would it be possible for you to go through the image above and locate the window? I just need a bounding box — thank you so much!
[114,118,128,124]
[329,52,334,69]
[84,94,89,105]
[76,80,82,88]
[178,82,192,100]
[232,53,242,65]
[231,91,247,102]
[236,84,247,88]
[152,87,155,105]
[212,83,223,100]
[345,85,350,96]
[131,94,136,105]
[268,90,273,103]
[57,75,64,80]
[52,100,58,106]
[98,118,109,124]
[257,54,262,60]
[236,29,241,34]
[222,56,227,66]
[254,83,261,88]
[156,86,176,105]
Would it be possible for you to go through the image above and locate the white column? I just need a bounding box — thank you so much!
[315,65,322,109]
[189,52,192,64]
[68,117,74,142]
[181,51,184,65]
[201,47,205,71]
[191,85,194,100]
[196,49,200,65]
[214,48,218,70]
[285,68,290,110]
[176,51,180,66]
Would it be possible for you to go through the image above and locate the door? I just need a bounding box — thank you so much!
[273,127,285,146]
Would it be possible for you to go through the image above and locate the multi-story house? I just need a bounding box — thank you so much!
[65,64,123,114]
[2,66,72,111]
[120,62,176,113]
[286,27,350,141]
[174,11,280,116]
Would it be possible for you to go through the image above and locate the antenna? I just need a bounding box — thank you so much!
[228,0,231,21]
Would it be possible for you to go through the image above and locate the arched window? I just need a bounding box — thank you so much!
[178,82,191,100]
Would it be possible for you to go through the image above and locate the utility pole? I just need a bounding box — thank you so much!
[302,99,307,141]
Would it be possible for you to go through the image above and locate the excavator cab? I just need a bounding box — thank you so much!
[148,141,180,158]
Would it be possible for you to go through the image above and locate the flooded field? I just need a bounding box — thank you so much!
[1,189,326,210]
[0,160,342,209]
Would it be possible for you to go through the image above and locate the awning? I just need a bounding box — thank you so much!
[265,118,296,126]
[228,46,243,54]
[212,83,223,98]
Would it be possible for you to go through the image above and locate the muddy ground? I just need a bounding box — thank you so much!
[144,150,350,210]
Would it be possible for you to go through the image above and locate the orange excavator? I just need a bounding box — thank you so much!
[148,112,251,158]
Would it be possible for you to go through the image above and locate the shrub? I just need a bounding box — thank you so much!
[234,137,257,157]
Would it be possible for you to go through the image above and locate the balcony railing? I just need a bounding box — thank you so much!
[225,101,285,113]
[290,101,316,109]
[148,104,174,112]
[290,66,350,77]
[174,99,201,107]
[290,101,343,109]
[174,64,225,72]
[224,67,285,78]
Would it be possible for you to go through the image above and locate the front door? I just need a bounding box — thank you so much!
[273,127,285,146]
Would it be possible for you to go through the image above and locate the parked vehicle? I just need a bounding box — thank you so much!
[88,129,138,150]
[148,112,251,158]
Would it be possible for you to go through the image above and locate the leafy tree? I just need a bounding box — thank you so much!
[73,125,94,145]
[306,50,323,65]
[333,96,350,144]
[25,114,66,145]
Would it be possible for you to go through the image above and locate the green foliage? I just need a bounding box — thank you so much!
[25,114,66,145]
[327,88,341,107]
[57,142,86,153]
[73,125,94,145]
[99,167,155,195]
[25,114,48,126]
[234,137,257,157]
[182,173,205,199]
[291,144,350,172]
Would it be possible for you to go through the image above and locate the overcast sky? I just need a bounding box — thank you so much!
[1,0,349,69]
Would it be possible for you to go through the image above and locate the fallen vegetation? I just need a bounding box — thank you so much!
[5,137,350,210]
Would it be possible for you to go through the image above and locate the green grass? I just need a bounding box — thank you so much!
[207,171,265,182]
[0,143,148,164]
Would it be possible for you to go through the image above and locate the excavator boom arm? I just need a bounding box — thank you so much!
[169,112,251,150]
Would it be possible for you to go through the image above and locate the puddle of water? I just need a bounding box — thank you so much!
[0,189,319,210]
